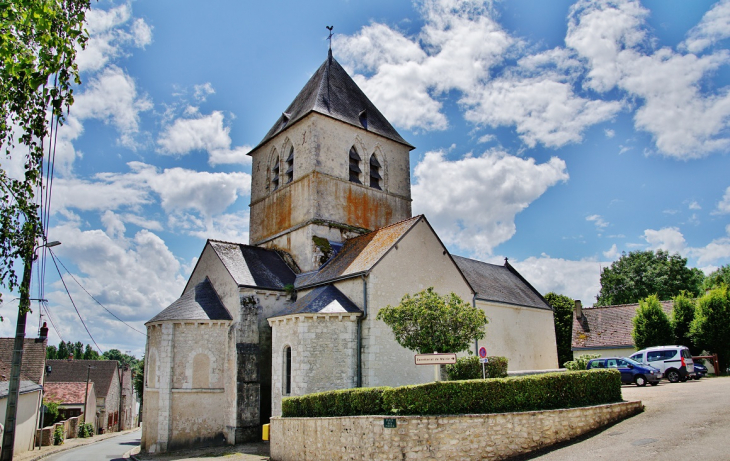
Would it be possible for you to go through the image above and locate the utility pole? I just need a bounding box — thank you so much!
[84,365,96,430]
[1,241,60,461]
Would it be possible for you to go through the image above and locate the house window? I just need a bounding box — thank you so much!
[285,146,294,184]
[284,346,292,395]
[349,147,361,184]
[272,155,280,190]
[369,154,382,189]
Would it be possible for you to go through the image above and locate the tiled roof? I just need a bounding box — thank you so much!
[571,301,673,350]
[45,359,118,399]
[0,337,48,384]
[0,380,42,399]
[270,285,362,319]
[453,257,551,310]
[44,381,93,405]
[250,52,413,154]
[209,241,296,290]
[295,216,422,288]
[0,358,35,383]
[148,278,232,324]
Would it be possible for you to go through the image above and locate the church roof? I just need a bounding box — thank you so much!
[209,240,296,290]
[270,285,361,319]
[295,216,422,288]
[147,278,232,324]
[452,256,552,310]
[250,51,414,154]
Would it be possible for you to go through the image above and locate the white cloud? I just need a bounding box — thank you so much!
[194,83,216,102]
[682,0,730,54]
[715,186,730,214]
[603,243,619,260]
[689,201,702,210]
[604,129,615,138]
[643,227,687,254]
[586,214,609,231]
[690,225,730,266]
[511,255,604,306]
[157,111,252,165]
[412,149,568,257]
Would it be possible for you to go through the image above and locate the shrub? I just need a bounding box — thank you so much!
[53,425,64,445]
[78,422,94,438]
[445,356,508,380]
[563,353,601,370]
[282,369,621,417]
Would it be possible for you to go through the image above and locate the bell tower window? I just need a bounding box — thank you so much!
[349,147,362,184]
[272,156,280,190]
[285,147,294,184]
[370,154,382,190]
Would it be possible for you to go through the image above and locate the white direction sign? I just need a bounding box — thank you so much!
[414,353,457,365]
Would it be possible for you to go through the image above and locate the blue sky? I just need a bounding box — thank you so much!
[2,0,729,358]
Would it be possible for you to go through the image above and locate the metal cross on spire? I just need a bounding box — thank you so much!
[326,25,334,51]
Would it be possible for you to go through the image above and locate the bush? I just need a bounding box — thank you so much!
[78,422,94,438]
[282,370,621,417]
[53,425,64,445]
[563,353,601,370]
[445,356,508,380]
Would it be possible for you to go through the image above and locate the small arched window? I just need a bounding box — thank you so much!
[285,146,294,184]
[369,154,382,190]
[272,155,280,190]
[349,147,362,184]
[283,346,292,395]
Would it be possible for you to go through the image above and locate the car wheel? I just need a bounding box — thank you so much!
[650,382,659,386]
[666,369,680,383]
[635,375,647,387]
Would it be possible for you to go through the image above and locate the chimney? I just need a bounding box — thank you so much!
[574,300,583,319]
[68,353,74,362]
[39,322,48,340]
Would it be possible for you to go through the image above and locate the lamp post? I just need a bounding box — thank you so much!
[1,240,60,461]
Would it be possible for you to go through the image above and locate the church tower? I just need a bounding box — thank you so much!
[248,51,414,272]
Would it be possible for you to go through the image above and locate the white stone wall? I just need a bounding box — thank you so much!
[269,313,360,417]
[183,244,241,323]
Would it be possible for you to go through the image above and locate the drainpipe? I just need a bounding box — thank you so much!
[473,294,478,356]
[357,274,368,388]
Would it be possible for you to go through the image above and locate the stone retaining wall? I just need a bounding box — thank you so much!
[270,401,643,460]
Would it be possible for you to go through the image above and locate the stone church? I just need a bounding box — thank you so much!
[141,51,558,453]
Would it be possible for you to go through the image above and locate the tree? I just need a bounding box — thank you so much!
[672,293,698,353]
[83,344,99,360]
[102,349,138,368]
[691,285,730,374]
[46,344,57,360]
[632,295,674,350]
[544,292,574,368]
[376,287,487,354]
[57,341,68,360]
[596,250,704,306]
[703,265,730,291]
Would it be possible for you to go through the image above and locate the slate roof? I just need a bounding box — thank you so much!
[209,241,296,290]
[452,256,551,310]
[571,301,673,350]
[295,216,422,288]
[44,382,93,405]
[270,285,362,319]
[0,337,48,384]
[0,380,42,399]
[148,278,232,324]
[45,359,119,399]
[250,51,413,154]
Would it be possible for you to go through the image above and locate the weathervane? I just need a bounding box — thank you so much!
[326,25,334,51]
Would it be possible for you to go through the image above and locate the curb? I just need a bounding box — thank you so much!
[17,428,140,461]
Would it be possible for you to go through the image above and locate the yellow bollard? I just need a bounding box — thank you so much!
[262,423,270,441]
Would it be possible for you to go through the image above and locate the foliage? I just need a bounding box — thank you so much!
[544,292,574,367]
[596,250,704,306]
[563,353,600,371]
[632,295,674,350]
[48,341,100,360]
[53,425,64,445]
[83,344,99,360]
[691,285,730,374]
[0,0,90,309]
[46,344,57,359]
[133,358,144,405]
[102,349,138,368]
[77,422,93,438]
[282,370,622,418]
[444,355,508,380]
[43,397,61,424]
[672,293,697,353]
[376,287,487,354]
[703,265,730,291]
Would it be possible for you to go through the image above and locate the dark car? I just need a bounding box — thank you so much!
[693,362,708,379]
[586,357,661,386]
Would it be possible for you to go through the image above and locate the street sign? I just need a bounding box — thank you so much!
[480,358,489,364]
[414,353,457,365]
[384,418,397,428]
[478,347,487,358]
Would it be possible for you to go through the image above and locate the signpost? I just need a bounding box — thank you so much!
[415,352,457,382]
[479,347,488,379]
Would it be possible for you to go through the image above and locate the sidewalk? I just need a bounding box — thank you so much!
[130,442,270,461]
[13,428,141,461]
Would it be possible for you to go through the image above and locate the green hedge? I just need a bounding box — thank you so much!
[445,355,508,380]
[282,369,621,417]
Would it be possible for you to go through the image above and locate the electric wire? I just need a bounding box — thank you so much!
[41,301,64,343]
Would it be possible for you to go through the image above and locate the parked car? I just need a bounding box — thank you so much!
[629,345,695,383]
[586,357,661,386]
[693,361,708,379]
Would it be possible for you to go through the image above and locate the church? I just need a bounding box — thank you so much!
[141,50,558,453]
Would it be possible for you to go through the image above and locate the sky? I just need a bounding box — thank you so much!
[1,0,730,358]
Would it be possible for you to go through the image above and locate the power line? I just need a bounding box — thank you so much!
[49,250,146,336]
[40,301,64,343]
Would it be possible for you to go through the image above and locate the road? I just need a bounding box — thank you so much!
[44,428,140,461]
[519,377,730,460]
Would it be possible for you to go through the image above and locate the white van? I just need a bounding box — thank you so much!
[629,346,695,383]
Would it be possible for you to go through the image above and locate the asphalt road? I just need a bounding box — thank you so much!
[520,377,730,460]
[43,428,141,461]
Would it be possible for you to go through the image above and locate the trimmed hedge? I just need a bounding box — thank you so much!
[281,369,622,417]
[445,355,508,380]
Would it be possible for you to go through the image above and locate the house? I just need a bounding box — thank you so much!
[142,50,559,453]
[43,382,96,431]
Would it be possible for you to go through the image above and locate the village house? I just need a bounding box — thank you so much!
[142,50,559,453]
[43,382,97,431]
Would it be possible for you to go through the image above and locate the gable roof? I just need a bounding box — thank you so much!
[0,380,42,399]
[45,359,118,398]
[250,52,413,154]
[452,257,551,310]
[270,285,361,319]
[148,277,232,324]
[295,216,422,288]
[208,240,296,290]
[44,381,94,405]
[571,301,673,350]
[0,337,48,384]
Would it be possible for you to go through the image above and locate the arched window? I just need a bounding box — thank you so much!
[285,146,294,184]
[283,346,292,395]
[349,147,361,184]
[369,153,382,190]
[272,155,280,190]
